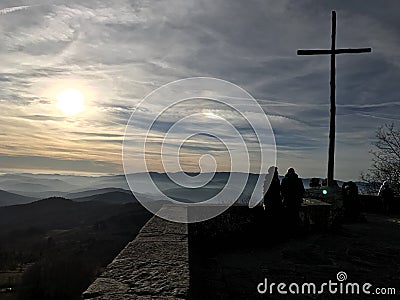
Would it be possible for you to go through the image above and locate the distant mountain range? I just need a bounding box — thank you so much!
[0,173,130,199]
[0,172,368,208]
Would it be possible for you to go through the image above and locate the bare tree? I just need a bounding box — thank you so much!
[361,123,400,195]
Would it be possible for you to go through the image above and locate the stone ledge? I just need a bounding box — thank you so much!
[82,211,189,300]
[83,201,332,299]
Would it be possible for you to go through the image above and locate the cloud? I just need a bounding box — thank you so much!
[0,154,121,173]
[0,5,31,15]
[0,0,399,180]
[19,114,66,121]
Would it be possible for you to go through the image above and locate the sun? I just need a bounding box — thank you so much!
[56,89,85,115]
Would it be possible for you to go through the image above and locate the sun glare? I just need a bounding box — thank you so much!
[56,89,85,115]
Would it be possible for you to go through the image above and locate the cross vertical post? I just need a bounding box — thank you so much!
[297,11,371,187]
[328,11,336,187]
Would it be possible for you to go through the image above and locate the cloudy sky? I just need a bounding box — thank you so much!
[0,0,399,180]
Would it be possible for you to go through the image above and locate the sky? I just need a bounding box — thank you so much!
[0,0,399,180]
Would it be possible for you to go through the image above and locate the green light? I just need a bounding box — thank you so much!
[322,189,328,195]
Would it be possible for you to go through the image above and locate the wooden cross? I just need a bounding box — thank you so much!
[297,11,372,186]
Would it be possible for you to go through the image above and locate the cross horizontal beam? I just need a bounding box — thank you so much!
[297,48,372,55]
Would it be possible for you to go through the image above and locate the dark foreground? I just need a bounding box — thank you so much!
[0,198,152,300]
[190,213,400,299]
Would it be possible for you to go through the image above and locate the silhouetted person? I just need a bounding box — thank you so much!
[378,181,394,214]
[262,166,283,239]
[281,168,305,229]
[263,167,282,212]
[342,181,360,220]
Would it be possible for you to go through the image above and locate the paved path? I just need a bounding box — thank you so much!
[190,214,400,299]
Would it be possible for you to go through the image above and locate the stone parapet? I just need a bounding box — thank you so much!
[82,210,189,300]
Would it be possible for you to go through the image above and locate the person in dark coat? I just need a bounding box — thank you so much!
[281,168,305,208]
[262,166,283,238]
[263,166,282,212]
[378,181,394,214]
[281,168,305,227]
[342,181,360,220]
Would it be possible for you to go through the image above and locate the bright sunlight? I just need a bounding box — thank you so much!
[56,89,85,115]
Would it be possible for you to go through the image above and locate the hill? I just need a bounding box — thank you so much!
[0,197,145,235]
[0,197,153,300]
[72,191,137,204]
[7,189,68,199]
[0,189,36,207]
[66,188,130,199]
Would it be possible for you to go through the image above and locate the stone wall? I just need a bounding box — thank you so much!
[82,201,332,299]
[82,214,189,300]
[189,200,332,243]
